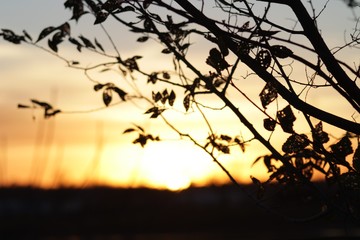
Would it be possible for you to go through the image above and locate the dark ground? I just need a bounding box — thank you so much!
[0,183,359,240]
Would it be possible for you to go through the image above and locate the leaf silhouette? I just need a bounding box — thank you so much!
[137,36,149,42]
[95,38,104,52]
[102,0,124,12]
[48,31,63,52]
[31,99,52,110]
[58,22,71,36]
[94,10,109,24]
[271,45,293,59]
[103,89,112,106]
[36,26,56,43]
[259,82,277,108]
[79,35,95,49]
[69,37,83,52]
[282,134,310,154]
[263,118,276,131]
[23,30,32,41]
[353,146,360,172]
[111,87,127,101]
[256,49,271,69]
[183,94,191,111]
[17,104,31,109]
[168,90,176,106]
[277,105,296,133]
[123,128,135,134]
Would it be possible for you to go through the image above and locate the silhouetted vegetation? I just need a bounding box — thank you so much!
[1,0,360,224]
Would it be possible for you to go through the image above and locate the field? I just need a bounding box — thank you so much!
[0,184,359,240]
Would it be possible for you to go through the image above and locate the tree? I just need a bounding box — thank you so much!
[2,0,360,221]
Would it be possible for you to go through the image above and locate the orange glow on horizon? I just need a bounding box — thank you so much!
[1,1,356,191]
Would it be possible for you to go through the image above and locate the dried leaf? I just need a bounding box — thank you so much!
[330,136,353,160]
[256,49,271,69]
[259,82,277,108]
[277,105,296,133]
[282,134,310,154]
[263,118,276,131]
[313,121,329,144]
[206,48,230,72]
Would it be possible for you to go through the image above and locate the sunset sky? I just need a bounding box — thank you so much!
[0,1,358,190]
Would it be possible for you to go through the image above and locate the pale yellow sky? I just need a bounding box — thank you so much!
[0,1,358,190]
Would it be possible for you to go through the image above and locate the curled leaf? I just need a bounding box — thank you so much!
[259,82,277,109]
[277,105,296,133]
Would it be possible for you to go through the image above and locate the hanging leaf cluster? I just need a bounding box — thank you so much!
[206,48,230,72]
[330,136,354,165]
[152,89,176,106]
[282,134,310,154]
[0,29,26,44]
[147,71,171,84]
[123,56,142,72]
[35,22,71,52]
[204,134,246,154]
[157,15,191,55]
[144,107,165,119]
[64,0,88,21]
[123,124,160,147]
[93,82,127,106]
[18,99,61,118]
